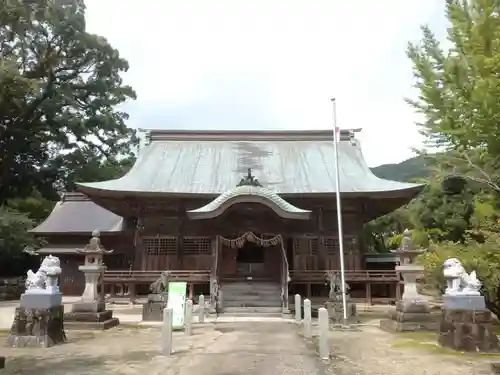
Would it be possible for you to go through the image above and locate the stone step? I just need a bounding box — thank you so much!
[221,287,281,293]
[223,290,280,297]
[224,301,282,308]
[221,282,280,288]
[223,294,281,302]
[220,312,284,318]
[223,306,282,314]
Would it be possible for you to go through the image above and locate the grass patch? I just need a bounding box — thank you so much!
[393,331,437,340]
[391,338,500,358]
[493,326,500,335]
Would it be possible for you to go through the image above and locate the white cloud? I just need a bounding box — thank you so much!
[85,0,445,167]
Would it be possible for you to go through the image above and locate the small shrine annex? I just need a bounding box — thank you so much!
[31,129,423,306]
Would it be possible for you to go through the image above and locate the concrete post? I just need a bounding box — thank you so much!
[161,308,173,356]
[185,299,193,335]
[318,307,330,360]
[303,298,312,338]
[198,294,205,323]
[295,294,302,323]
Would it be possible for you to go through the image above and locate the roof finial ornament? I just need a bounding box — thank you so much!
[237,168,262,187]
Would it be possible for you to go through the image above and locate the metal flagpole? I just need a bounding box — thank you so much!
[331,98,348,324]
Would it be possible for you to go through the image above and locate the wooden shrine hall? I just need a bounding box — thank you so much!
[31,129,423,308]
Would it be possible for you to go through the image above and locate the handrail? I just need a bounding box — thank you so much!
[289,270,399,281]
[103,270,211,283]
[278,234,289,310]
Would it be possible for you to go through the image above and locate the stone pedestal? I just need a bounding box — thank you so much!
[142,294,167,322]
[7,293,66,348]
[380,299,437,332]
[325,300,357,324]
[397,264,422,300]
[438,297,499,352]
[380,262,436,332]
[64,265,119,330]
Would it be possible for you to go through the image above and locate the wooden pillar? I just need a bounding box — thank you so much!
[212,236,219,278]
[365,282,372,305]
[132,217,144,271]
[306,283,312,298]
[188,283,194,300]
[177,235,183,269]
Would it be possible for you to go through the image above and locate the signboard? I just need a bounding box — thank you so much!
[166,281,187,330]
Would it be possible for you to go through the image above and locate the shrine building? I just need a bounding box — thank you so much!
[31,129,422,308]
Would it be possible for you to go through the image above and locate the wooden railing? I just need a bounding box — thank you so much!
[103,270,211,283]
[289,270,400,282]
[103,270,212,304]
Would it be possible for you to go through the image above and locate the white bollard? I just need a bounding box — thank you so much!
[318,307,330,360]
[303,298,312,338]
[198,294,205,323]
[161,308,173,356]
[295,294,302,323]
[185,299,193,335]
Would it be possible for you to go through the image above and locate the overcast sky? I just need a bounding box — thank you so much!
[85,0,446,167]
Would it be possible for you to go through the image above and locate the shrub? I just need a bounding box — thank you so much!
[418,234,500,317]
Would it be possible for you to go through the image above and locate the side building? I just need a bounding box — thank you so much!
[31,129,421,306]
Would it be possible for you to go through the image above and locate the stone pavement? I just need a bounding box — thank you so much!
[0,321,327,375]
[0,300,297,329]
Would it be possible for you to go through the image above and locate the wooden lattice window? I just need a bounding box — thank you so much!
[311,238,319,255]
[322,236,339,255]
[182,236,212,255]
[293,237,318,255]
[143,236,177,255]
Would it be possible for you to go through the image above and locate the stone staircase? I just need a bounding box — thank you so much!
[220,281,283,317]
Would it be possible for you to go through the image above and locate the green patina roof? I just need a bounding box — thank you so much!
[77,129,424,197]
[30,193,124,234]
[187,185,311,220]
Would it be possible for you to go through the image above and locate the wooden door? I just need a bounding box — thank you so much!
[219,246,237,277]
[264,246,282,281]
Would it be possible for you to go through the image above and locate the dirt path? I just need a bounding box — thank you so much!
[326,324,495,375]
[147,322,327,375]
[1,321,326,375]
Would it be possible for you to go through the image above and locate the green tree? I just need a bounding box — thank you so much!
[418,202,500,317]
[409,179,474,242]
[0,207,41,276]
[0,0,137,203]
[48,147,135,192]
[406,0,500,189]
[408,0,500,314]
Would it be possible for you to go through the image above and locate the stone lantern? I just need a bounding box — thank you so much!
[75,229,113,311]
[380,229,435,332]
[64,230,119,330]
[394,229,427,301]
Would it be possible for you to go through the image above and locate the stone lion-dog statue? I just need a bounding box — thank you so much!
[443,258,481,296]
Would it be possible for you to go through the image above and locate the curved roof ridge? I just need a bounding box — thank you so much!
[30,195,124,234]
[187,185,311,220]
[77,130,424,196]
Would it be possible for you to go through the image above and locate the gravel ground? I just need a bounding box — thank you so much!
[324,322,495,375]
[1,319,497,374]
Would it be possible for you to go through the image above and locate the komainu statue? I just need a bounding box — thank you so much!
[443,258,481,296]
[25,255,62,294]
[149,271,171,294]
[326,271,350,301]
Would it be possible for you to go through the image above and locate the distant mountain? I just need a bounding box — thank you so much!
[371,155,431,182]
